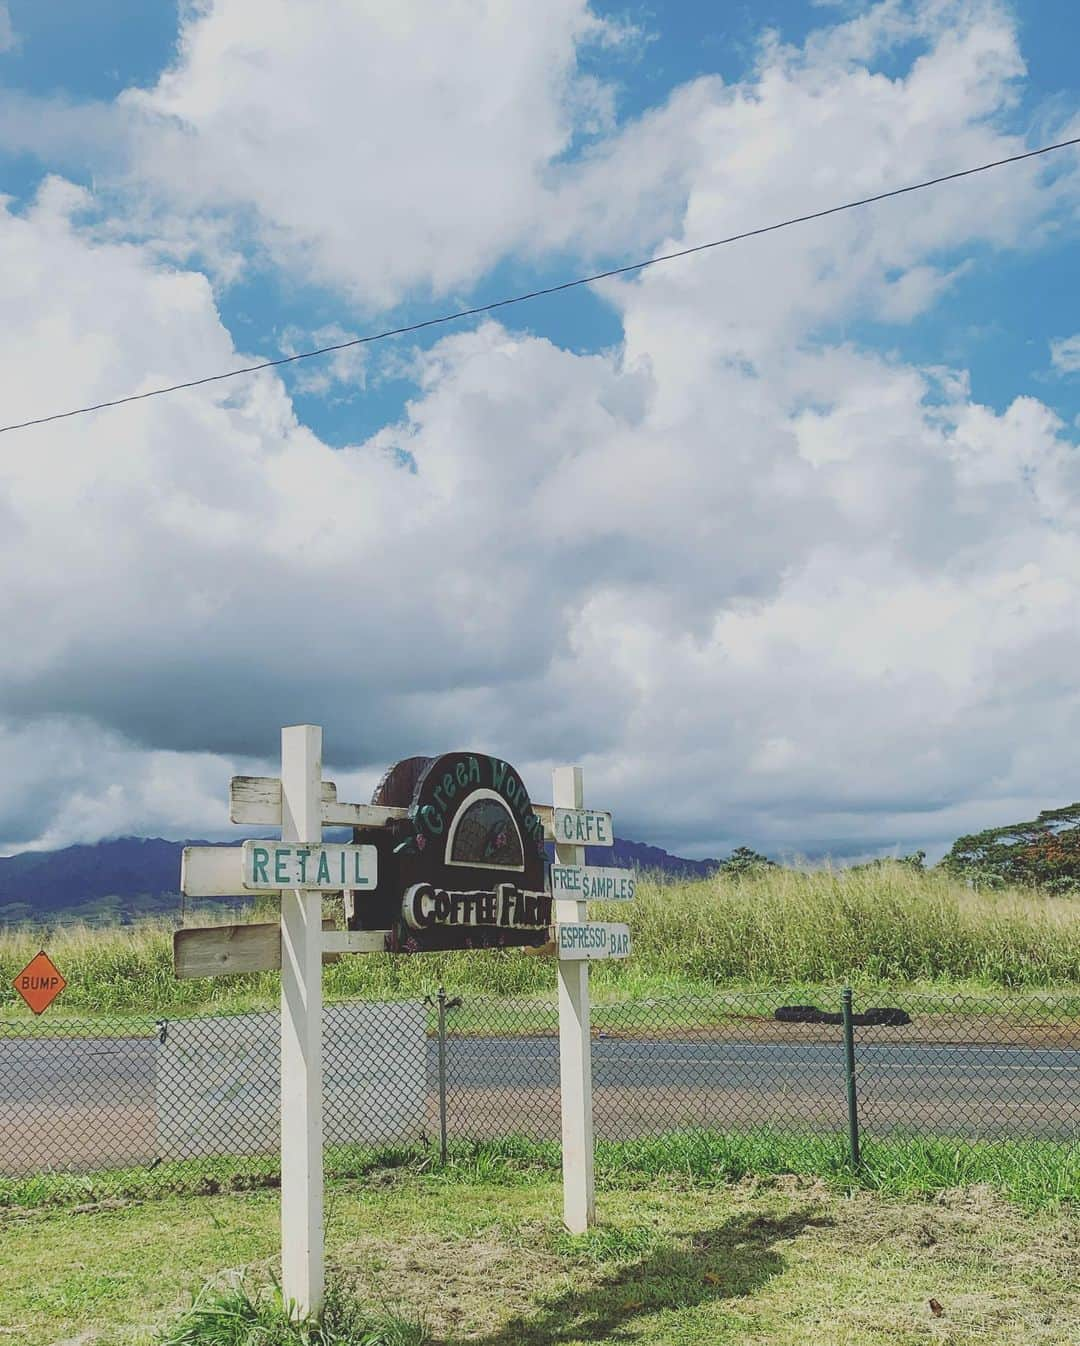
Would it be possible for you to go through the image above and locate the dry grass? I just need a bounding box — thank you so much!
[1,864,1077,1017]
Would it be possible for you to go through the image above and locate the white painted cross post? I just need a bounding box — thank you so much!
[279,725,324,1318]
[553,764,595,1232]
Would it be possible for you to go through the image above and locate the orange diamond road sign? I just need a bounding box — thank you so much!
[12,951,67,1015]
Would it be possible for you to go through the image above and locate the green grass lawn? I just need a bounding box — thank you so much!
[3,1160,1077,1346]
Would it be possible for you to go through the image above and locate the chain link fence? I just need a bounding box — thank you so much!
[1,989,1076,1203]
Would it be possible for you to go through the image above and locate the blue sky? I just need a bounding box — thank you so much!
[3,0,1077,442]
[1,0,1079,860]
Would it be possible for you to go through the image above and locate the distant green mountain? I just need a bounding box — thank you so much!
[0,835,719,925]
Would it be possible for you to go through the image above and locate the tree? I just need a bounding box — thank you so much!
[719,846,777,877]
[941,803,1080,892]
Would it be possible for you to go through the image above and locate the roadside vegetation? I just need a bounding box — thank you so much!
[2,1143,1075,1345]
[3,1131,1076,1214]
[1,862,1077,1018]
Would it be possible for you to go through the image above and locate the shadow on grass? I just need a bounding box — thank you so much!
[447,1208,831,1346]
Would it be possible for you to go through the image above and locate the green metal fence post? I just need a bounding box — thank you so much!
[437,986,449,1164]
[841,987,861,1169]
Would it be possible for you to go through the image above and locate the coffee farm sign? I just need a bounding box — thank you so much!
[176,727,633,1318]
[348,751,551,953]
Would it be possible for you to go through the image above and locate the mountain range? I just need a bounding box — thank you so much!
[0,835,719,924]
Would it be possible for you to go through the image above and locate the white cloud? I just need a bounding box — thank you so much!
[2,1,1080,860]
[1050,334,1080,374]
[0,3,14,53]
[0,718,239,853]
[118,0,648,307]
[278,325,367,397]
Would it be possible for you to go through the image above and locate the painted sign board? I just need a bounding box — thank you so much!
[552,808,613,847]
[348,752,551,953]
[555,922,631,961]
[241,841,377,891]
[11,951,67,1014]
[550,865,636,901]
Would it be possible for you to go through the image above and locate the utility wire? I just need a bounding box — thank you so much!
[2,134,1078,436]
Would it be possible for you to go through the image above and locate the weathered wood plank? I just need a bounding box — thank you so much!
[181,845,253,897]
[174,923,281,978]
[321,799,411,826]
[321,930,390,955]
[229,775,410,828]
[173,919,377,979]
[229,775,336,825]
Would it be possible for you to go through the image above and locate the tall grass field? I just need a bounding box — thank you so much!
[2,863,1077,1016]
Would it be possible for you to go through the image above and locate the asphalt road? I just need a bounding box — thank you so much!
[1,1031,1076,1173]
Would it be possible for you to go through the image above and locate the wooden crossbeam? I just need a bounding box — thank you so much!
[230,775,557,836]
[174,921,391,978]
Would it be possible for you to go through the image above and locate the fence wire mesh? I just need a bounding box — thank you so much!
[0,989,1076,1203]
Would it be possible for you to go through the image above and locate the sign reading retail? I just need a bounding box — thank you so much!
[12,950,67,1014]
[348,751,552,953]
[241,841,377,891]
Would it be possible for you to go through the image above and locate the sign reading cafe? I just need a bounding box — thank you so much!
[349,751,552,953]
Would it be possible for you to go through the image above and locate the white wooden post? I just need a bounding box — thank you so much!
[279,725,325,1317]
[554,764,595,1232]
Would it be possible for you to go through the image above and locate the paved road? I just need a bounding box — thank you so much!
[442,1035,1079,1140]
[1,1030,1076,1173]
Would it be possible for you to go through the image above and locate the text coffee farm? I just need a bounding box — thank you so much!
[402,882,552,931]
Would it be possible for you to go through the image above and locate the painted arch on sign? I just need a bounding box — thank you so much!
[446,788,525,870]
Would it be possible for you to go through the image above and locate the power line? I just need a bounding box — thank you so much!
[2,134,1078,437]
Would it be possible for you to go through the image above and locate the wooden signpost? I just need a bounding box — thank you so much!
[176,726,633,1315]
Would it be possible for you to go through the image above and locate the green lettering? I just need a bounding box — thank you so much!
[456,760,468,788]
[443,771,456,800]
[274,849,290,884]
[468,755,480,783]
[251,847,270,884]
[317,851,331,884]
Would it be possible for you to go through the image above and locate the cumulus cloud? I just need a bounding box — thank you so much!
[1050,334,1080,374]
[118,0,650,306]
[2,1,1080,859]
